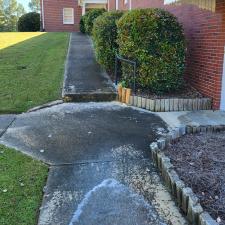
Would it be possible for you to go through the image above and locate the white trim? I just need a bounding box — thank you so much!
[116,0,118,10]
[82,3,86,15]
[220,47,225,110]
[41,0,45,29]
[63,8,74,25]
[164,0,176,3]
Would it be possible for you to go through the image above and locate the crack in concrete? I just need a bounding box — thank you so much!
[49,158,152,168]
[0,116,16,138]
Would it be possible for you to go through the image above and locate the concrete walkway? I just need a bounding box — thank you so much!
[0,102,188,225]
[2,103,225,225]
[3,32,225,225]
[156,110,225,129]
[62,33,117,102]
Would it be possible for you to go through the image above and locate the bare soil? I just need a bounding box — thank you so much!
[164,131,225,224]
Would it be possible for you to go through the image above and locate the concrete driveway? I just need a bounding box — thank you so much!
[0,102,188,225]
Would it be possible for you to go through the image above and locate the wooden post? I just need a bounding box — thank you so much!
[122,88,126,103]
[118,84,122,102]
[125,88,131,104]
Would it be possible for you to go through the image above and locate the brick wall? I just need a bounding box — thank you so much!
[108,0,116,11]
[166,1,225,109]
[108,0,225,109]
[41,0,82,32]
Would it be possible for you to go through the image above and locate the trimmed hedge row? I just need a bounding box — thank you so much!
[89,8,186,94]
[117,9,186,93]
[92,11,124,73]
[79,15,86,33]
[80,8,106,34]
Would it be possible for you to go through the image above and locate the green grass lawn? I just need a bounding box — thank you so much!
[0,145,48,225]
[0,32,69,113]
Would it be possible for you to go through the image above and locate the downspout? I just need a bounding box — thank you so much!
[220,47,225,110]
[129,0,132,10]
[116,0,118,10]
[41,0,45,30]
[82,2,86,15]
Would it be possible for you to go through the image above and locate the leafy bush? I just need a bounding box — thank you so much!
[117,8,186,93]
[92,11,123,73]
[79,15,86,33]
[18,12,40,32]
[84,8,106,34]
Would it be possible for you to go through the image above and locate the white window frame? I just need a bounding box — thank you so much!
[164,0,177,4]
[63,8,74,25]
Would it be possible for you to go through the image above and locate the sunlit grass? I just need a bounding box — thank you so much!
[0,32,45,50]
[0,32,69,113]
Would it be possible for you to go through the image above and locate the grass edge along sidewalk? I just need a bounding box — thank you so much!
[0,144,48,225]
[0,32,69,114]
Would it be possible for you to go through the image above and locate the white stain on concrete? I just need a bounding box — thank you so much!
[39,190,80,225]
[69,179,166,225]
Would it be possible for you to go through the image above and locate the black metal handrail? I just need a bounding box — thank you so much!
[115,54,137,93]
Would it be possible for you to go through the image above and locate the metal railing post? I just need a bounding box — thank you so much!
[115,54,137,93]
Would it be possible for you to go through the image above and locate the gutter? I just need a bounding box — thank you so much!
[41,0,45,30]
[116,0,118,10]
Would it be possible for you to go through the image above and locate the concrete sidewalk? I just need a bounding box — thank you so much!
[156,110,225,129]
[62,33,117,102]
[0,102,188,225]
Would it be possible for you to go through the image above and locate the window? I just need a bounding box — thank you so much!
[164,0,176,4]
[124,0,128,4]
[63,8,74,24]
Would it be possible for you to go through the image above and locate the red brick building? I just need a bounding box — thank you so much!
[108,0,225,110]
[41,0,225,110]
[40,0,107,32]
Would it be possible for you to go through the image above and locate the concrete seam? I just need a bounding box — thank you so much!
[0,117,17,138]
[49,158,151,167]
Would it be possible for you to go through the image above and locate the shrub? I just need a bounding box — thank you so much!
[84,8,106,34]
[18,12,40,32]
[92,11,123,73]
[117,8,186,93]
[79,15,86,33]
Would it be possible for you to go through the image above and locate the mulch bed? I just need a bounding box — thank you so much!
[164,131,225,224]
[135,84,203,99]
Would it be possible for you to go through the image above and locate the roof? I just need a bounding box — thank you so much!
[164,0,216,12]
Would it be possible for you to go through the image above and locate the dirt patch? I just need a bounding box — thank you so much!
[164,131,225,224]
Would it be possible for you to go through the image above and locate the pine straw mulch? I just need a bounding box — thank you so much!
[164,131,225,224]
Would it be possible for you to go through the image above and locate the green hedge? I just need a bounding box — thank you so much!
[92,11,123,73]
[117,8,186,93]
[79,15,86,33]
[18,12,40,32]
[84,8,106,34]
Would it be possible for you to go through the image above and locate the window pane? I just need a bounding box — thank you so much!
[63,8,74,24]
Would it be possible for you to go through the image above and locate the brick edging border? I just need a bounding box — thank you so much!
[150,125,225,225]
[129,95,212,112]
